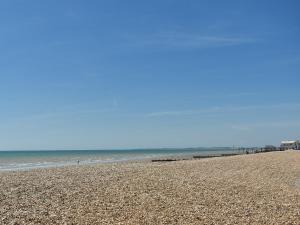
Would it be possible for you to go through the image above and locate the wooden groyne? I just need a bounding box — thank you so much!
[236,146,283,154]
[151,159,178,162]
[151,147,284,163]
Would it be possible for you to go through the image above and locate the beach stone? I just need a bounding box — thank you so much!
[1,150,300,224]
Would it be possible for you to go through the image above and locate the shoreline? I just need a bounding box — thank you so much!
[0,149,239,172]
[0,149,283,172]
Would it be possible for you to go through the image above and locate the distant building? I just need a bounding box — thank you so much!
[280,140,300,150]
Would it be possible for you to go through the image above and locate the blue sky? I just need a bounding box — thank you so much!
[0,0,299,150]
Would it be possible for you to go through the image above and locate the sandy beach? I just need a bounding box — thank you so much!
[1,150,300,224]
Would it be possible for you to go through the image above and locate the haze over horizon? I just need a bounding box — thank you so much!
[0,0,299,150]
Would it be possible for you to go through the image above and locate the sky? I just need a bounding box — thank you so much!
[0,0,299,150]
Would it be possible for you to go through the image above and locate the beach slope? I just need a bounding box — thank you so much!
[1,150,300,224]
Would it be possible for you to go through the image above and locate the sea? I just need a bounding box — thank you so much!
[0,148,237,171]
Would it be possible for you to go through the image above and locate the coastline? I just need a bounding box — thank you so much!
[1,150,300,224]
[0,150,249,172]
[0,148,239,172]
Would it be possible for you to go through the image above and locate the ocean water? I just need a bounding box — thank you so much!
[0,148,236,171]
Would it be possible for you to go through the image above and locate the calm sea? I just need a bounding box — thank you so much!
[0,148,236,171]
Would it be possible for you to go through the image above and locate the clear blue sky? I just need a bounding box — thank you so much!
[0,0,299,150]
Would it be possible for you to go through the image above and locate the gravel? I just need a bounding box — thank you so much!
[1,150,300,224]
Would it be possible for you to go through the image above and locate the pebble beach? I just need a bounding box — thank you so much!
[1,150,300,224]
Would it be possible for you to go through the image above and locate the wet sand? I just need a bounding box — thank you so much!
[1,150,300,224]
